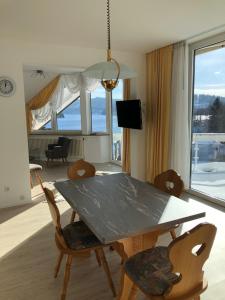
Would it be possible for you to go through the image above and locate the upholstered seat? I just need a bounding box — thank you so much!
[29,163,44,190]
[124,224,216,300]
[62,221,102,250]
[124,246,180,296]
[29,163,43,171]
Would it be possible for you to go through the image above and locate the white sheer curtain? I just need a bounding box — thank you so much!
[170,41,191,188]
[32,73,99,128]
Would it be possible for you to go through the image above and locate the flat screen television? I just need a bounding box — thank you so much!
[116,99,142,130]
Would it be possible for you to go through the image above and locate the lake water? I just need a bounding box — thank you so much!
[57,114,122,133]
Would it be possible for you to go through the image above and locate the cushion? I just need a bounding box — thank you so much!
[62,221,102,250]
[29,163,42,171]
[124,246,180,296]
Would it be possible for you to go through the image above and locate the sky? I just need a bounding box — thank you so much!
[195,47,225,97]
[92,79,123,99]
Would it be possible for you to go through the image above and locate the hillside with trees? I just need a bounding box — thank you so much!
[193,95,225,133]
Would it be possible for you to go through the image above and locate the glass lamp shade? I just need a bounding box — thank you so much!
[83,61,137,80]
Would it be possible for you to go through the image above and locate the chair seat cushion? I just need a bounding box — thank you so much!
[62,221,102,250]
[124,246,180,296]
[29,163,42,171]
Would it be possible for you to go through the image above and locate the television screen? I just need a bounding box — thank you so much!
[116,99,142,130]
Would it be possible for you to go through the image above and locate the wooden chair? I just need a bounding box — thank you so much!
[124,223,217,300]
[67,159,96,223]
[43,187,116,300]
[29,163,44,191]
[154,169,184,240]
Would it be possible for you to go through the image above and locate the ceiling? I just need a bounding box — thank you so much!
[1,0,225,53]
[23,69,58,102]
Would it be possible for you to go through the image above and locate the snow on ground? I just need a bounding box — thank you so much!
[191,162,225,200]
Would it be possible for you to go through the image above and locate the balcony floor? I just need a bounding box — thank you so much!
[191,162,225,201]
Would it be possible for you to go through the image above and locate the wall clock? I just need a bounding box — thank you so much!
[0,77,16,97]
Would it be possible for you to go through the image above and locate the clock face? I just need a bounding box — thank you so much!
[0,77,16,97]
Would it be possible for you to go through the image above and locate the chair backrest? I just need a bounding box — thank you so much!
[153,169,184,197]
[67,159,96,180]
[166,223,217,299]
[43,188,61,230]
[43,188,68,250]
[60,137,71,154]
[58,137,68,146]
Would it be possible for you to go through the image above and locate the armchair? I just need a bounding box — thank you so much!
[45,137,71,164]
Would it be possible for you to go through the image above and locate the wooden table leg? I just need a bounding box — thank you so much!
[116,231,159,300]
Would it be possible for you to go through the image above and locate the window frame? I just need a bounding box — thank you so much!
[30,83,122,139]
[90,85,109,134]
[56,95,82,132]
[188,31,225,208]
[110,80,124,165]
[31,95,82,135]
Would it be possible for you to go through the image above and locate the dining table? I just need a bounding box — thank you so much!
[55,173,206,300]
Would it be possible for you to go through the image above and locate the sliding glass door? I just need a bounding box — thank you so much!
[191,41,225,201]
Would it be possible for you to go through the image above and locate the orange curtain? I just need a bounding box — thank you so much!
[122,79,131,174]
[146,45,173,182]
[26,76,60,133]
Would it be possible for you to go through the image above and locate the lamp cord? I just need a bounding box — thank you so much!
[107,0,111,50]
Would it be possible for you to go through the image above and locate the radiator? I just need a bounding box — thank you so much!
[28,136,84,161]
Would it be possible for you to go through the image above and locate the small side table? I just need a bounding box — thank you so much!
[29,163,44,191]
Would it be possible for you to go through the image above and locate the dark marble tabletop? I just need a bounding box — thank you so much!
[55,173,205,244]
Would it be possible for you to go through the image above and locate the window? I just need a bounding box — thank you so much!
[57,97,81,131]
[40,119,52,130]
[112,80,123,161]
[190,36,225,203]
[91,85,107,132]
[37,94,81,132]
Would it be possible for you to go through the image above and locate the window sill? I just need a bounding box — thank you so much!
[30,130,82,136]
[29,131,110,137]
[90,132,109,136]
[186,188,225,209]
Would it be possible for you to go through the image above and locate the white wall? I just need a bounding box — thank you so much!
[0,58,31,208]
[0,39,146,208]
[129,78,146,181]
[83,135,111,163]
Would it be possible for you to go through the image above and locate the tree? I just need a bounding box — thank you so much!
[193,106,210,133]
[208,97,225,133]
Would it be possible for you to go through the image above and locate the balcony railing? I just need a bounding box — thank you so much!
[192,133,225,172]
[191,133,225,201]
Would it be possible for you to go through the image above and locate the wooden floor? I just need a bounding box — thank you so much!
[0,163,225,300]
